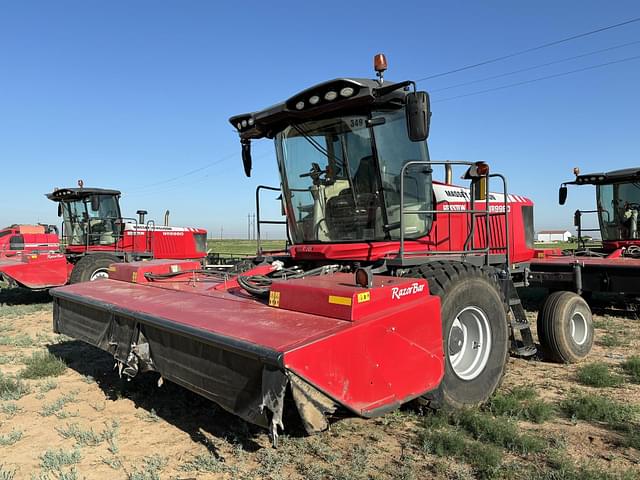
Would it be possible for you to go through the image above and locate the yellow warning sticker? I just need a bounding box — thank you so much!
[328,295,352,306]
[269,290,280,307]
[357,292,371,303]
[132,272,137,283]
[107,266,117,272]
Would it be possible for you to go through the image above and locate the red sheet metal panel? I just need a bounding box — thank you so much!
[107,260,202,283]
[0,254,70,289]
[270,273,428,321]
[53,270,445,417]
[283,292,443,415]
[53,279,350,352]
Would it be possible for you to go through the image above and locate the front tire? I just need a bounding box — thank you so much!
[69,254,119,284]
[408,261,509,409]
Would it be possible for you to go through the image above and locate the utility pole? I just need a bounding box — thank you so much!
[252,214,257,242]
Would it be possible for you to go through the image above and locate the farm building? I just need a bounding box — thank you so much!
[536,230,572,242]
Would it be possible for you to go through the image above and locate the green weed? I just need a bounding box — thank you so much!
[101,456,122,470]
[38,380,58,394]
[40,392,78,417]
[0,333,34,347]
[420,428,502,479]
[135,408,160,423]
[0,402,21,418]
[622,356,640,383]
[127,454,167,480]
[180,452,229,473]
[0,355,14,365]
[0,322,14,333]
[487,386,554,423]
[0,465,16,480]
[56,423,104,447]
[576,362,624,388]
[20,351,67,379]
[561,392,638,425]
[598,333,627,348]
[0,373,30,401]
[535,453,639,480]
[40,447,81,471]
[0,429,22,446]
[451,409,545,454]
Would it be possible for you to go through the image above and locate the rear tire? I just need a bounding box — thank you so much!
[69,254,119,284]
[537,291,593,363]
[408,261,509,409]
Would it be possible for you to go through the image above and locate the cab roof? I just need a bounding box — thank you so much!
[571,167,640,185]
[46,188,121,202]
[229,77,411,140]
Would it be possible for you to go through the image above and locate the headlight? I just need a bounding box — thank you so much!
[324,91,337,101]
[340,87,354,97]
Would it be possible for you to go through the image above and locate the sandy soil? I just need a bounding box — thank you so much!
[0,295,639,479]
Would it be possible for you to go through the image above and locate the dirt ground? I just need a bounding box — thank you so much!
[0,288,639,480]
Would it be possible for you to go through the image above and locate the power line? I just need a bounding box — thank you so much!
[128,151,238,193]
[433,54,640,103]
[431,40,640,93]
[417,16,640,82]
[123,150,273,197]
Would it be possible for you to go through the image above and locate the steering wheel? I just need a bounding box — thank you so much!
[299,162,329,184]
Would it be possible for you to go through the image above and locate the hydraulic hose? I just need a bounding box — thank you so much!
[237,264,344,299]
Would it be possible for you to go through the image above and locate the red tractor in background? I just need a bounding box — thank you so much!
[0,224,60,259]
[49,56,595,445]
[0,184,207,289]
[530,167,640,309]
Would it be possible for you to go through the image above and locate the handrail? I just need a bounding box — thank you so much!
[399,161,511,269]
[255,185,288,255]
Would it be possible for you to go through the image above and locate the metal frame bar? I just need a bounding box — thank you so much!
[255,185,288,255]
[399,161,510,269]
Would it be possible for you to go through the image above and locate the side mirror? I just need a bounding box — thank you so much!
[90,195,100,212]
[57,203,62,217]
[559,185,568,205]
[406,91,431,141]
[574,209,581,228]
[242,140,252,177]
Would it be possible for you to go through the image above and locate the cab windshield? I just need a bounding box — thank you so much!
[597,182,640,240]
[61,194,120,246]
[276,109,432,243]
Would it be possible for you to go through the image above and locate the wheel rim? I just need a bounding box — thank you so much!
[90,268,109,281]
[448,306,492,381]
[569,311,588,346]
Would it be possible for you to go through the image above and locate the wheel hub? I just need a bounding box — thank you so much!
[570,311,588,346]
[448,325,465,356]
[448,306,492,381]
[90,269,110,281]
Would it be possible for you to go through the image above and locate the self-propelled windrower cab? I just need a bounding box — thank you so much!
[0,182,207,289]
[49,55,594,445]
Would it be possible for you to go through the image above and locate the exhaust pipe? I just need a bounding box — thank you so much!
[445,164,453,184]
[164,210,170,226]
[136,210,147,224]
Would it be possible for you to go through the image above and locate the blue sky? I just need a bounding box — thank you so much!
[1,1,639,237]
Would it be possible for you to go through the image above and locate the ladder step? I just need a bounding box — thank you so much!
[514,345,537,357]
[510,321,531,331]
[508,297,521,306]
